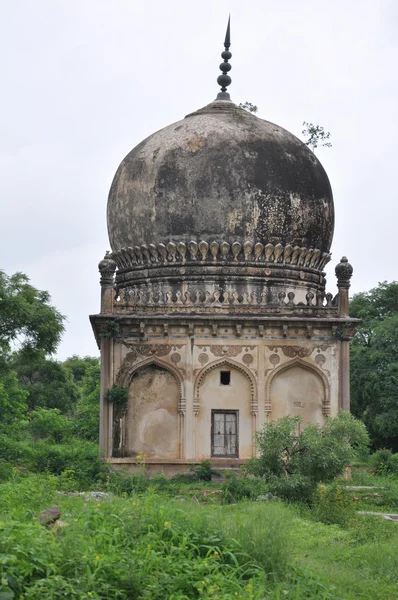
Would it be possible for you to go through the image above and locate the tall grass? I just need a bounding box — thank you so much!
[0,476,340,599]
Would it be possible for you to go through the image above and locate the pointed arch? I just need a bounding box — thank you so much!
[117,356,185,403]
[119,356,186,459]
[265,357,330,416]
[194,357,257,407]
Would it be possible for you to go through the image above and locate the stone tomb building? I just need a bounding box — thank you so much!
[91,32,356,474]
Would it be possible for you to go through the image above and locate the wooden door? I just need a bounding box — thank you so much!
[211,410,238,457]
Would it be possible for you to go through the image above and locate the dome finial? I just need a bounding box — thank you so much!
[216,16,232,101]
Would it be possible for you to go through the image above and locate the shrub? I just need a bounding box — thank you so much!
[247,412,369,503]
[267,474,316,503]
[313,483,356,527]
[193,459,215,481]
[222,472,269,503]
[105,385,128,405]
[30,440,106,486]
[371,449,398,475]
[171,472,198,483]
[0,434,35,464]
[28,407,74,443]
[0,460,13,482]
[106,470,150,495]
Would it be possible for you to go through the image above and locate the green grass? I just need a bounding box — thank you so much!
[1,473,398,599]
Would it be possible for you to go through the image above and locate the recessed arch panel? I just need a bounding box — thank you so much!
[195,359,255,459]
[268,359,328,426]
[123,363,180,458]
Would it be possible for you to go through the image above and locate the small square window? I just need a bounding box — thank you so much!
[220,371,231,386]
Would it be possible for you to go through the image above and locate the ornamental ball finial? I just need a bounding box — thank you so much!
[335,256,353,286]
[98,251,117,285]
[216,16,232,100]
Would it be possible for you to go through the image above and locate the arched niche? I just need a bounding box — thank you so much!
[194,359,256,460]
[122,361,182,458]
[267,359,329,426]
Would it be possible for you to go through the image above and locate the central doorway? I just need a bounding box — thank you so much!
[211,410,239,457]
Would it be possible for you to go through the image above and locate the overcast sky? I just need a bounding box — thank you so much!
[1,0,397,360]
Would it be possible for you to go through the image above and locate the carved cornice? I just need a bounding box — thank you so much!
[111,240,331,272]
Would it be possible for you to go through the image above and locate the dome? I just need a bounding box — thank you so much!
[107,100,334,257]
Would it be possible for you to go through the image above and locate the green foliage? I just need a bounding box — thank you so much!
[0,270,64,357]
[247,413,369,502]
[29,440,106,484]
[0,370,28,426]
[100,319,120,338]
[219,502,293,581]
[0,478,323,600]
[371,449,398,475]
[0,431,105,488]
[222,472,269,503]
[302,122,332,150]
[193,459,214,481]
[28,408,74,443]
[63,355,99,385]
[239,101,258,113]
[4,475,398,599]
[105,385,128,405]
[313,483,356,527]
[73,362,100,441]
[350,281,398,450]
[267,474,316,503]
[0,460,13,482]
[13,352,79,413]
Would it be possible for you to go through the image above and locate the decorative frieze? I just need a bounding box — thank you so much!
[111,239,331,272]
[114,286,338,315]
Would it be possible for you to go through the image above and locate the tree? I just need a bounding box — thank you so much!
[350,282,398,450]
[0,370,28,426]
[12,352,79,413]
[246,413,369,502]
[73,361,100,441]
[0,271,64,360]
[302,122,332,151]
[63,355,99,386]
[0,270,65,426]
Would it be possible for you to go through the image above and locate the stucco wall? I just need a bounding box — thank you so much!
[270,364,325,425]
[196,365,253,459]
[104,331,343,466]
[124,365,179,458]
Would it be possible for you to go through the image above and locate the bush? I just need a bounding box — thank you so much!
[106,470,150,495]
[0,460,13,482]
[247,413,370,503]
[171,472,198,483]
[313,483,356,527]
[30,440,106,487]
[268,474,316,503]
[193,460,215,481]
[0,434,35,464]
[222,472,269,503]
[28,408,74,443]
[105,385,128,405]
[371,449,398,475]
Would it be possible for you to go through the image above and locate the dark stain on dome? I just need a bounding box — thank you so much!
[107,100,334,253]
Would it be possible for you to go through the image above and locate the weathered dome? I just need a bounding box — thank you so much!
[107,100,334,255]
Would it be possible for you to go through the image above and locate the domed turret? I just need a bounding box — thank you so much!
[108,100,334,255]
[106,21,334,306]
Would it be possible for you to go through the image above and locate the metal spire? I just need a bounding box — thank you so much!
[217,16,232,100]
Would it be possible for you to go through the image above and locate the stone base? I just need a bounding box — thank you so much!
[104,457,247,477]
